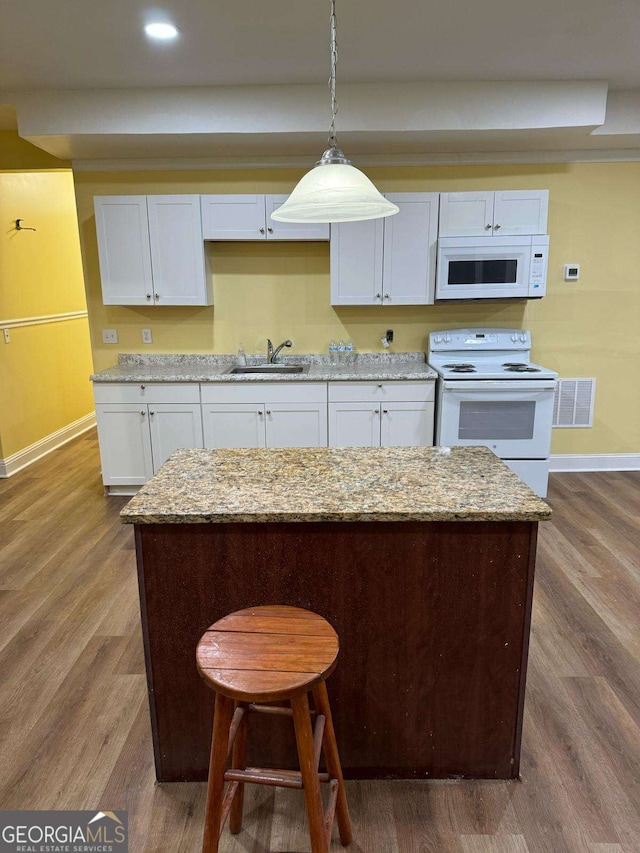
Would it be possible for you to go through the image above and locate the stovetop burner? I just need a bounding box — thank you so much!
[502,362,528,367]
[448,366,477,373]
[443,363,475,369]
[504,366,541,373]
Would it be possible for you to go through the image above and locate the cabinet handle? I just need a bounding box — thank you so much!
[378,384,383,388]
[375,293,381,299]
[374,409,380,414]
[266,410,271,415]
[267,227,273,233]
[146,293,152,300]
[485,224,492,230]
[259,227,265,234]
[149,411,155,416]
[140,410,146,416]
[494,223,501,230]
[383,409,388,414]
[140,384,146,390]
[155,293,160,300]
[258,410,263,415]
[384,293,390,299]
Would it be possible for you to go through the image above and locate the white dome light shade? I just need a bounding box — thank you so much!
[271,163,399,224]
[144,22,179,40]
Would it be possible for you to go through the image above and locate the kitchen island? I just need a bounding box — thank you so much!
[121,445,551,782]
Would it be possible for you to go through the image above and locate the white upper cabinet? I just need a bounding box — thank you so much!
[382,193,439,305]
[331,193,439,306]
[147,196,209,306]
[201,195,266,240]
[330,218,384,305]
[439,190,548,237]
[95,196,154,305]
[201,195,330,241]
[94,195,211,306]
[492,191,549,236]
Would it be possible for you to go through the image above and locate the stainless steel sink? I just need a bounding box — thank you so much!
[226,364,310,374]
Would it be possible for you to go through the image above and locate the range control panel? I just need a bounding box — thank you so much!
[429,329,531,350]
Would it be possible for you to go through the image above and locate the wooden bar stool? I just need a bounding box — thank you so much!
[196,605,352,853]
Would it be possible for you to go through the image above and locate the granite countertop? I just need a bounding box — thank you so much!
[120,446,551,525]
[90,352,437,383]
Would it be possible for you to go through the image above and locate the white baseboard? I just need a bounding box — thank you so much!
[550,453,640,472]
[0,412,96,478]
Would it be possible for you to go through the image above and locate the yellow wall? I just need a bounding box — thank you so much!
[0,140,94,460]
[0,130,71,171]
[73,163,640,456]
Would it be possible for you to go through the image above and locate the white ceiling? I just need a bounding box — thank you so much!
[2,0,640,164]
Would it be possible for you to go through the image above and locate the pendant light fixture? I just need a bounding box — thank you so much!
[271,0,398,224]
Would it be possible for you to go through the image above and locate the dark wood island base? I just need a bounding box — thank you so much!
[134,518,538,782]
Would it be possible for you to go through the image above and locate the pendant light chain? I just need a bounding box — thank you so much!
[328,0,338,150]
[269,0,399,223]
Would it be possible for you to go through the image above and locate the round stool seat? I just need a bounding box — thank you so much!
[196,605,339,702]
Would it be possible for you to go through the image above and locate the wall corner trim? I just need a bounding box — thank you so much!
[0,413,96,478]
[550,453,640,472]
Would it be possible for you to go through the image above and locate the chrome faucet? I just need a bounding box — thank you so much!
[267,338,292,364]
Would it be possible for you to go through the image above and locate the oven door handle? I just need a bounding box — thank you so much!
[441,379,557,391]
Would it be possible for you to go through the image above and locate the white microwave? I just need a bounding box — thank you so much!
[436,235,549,300]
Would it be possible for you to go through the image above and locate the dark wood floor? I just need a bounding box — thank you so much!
[1,431,639,852]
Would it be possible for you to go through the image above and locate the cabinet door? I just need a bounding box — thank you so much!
[266,195,330,241]
[201,195,266,240]
[265,403,328,448]
[438,192,494,238]
[94,196,153,305]
[202,404,266,448]
[148,404,204,471]
[328,403,380,447]
[330,219,384,305]
[147,196,210,306]
[383,193,439,305]
[95,404,153,485]
[493,190,548,236]
[380,403,434,447]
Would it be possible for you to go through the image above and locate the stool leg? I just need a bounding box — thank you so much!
[312,682,353,846]
[291,692,329,853]
[202,693,234,853]
[229,701,247,834]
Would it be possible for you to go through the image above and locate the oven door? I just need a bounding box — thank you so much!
[437,379,556,458]
[436,237,532,300]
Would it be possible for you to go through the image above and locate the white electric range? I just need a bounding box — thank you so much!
[428,328,557,497]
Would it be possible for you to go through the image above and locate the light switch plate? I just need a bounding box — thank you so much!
[142,328,152,344]
[102,328,118,344]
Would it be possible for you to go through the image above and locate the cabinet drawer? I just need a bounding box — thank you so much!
[328,380,434,403]
[201,382,327,405]
[93,382,201,404]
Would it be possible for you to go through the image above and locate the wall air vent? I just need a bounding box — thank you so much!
[552,378,596,428]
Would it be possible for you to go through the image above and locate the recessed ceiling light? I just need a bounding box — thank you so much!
[144,22,179,40]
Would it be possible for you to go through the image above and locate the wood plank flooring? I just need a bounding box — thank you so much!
[0,431,638,852]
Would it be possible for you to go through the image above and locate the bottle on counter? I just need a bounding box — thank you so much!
[236,343,247,366]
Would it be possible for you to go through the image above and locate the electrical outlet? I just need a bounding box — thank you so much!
[2,329,10,344]
[142,328,153,344]
[102,328,118,344]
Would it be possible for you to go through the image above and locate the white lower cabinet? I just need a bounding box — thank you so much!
[94,383,203,489]
[95,404,155,486]
[201,383,328,449]
[328,381,435,447]
[93,378,434,489]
